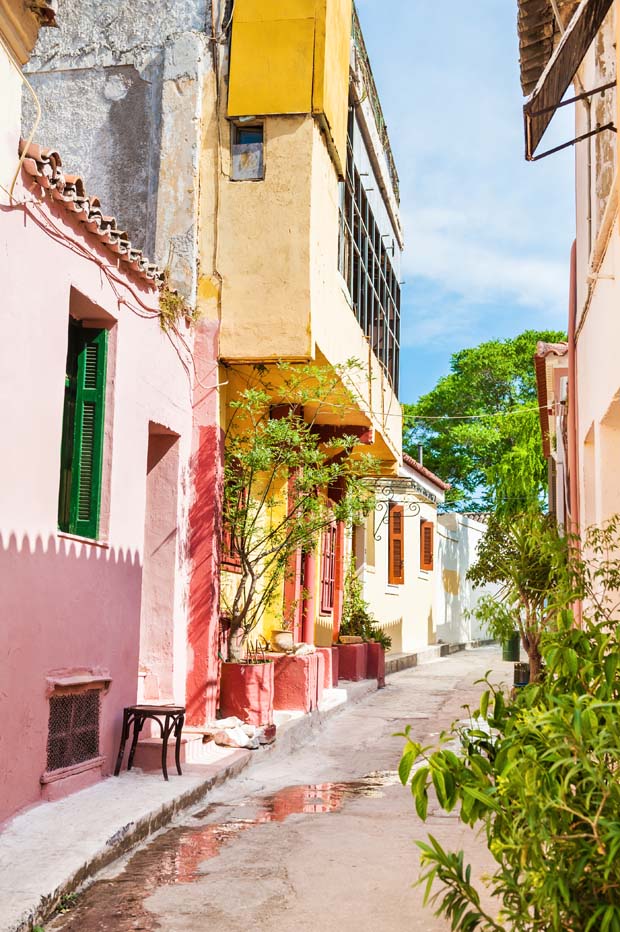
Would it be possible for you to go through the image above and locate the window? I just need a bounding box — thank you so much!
[46,689,100,772]
[388,503,404,585]
[231,122,264,181]
[420,520,434,571]
[58,318,107,539]
[338,109,401,392]
[320,523,337,613]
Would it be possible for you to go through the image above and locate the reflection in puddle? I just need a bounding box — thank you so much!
[48,772,399,931]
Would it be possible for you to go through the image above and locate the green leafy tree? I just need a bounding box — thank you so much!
[398,517,620,932]
[467,511,571,682]
[403,330,565,512]
[222,361,377,661]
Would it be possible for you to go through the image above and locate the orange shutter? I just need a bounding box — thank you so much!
[420,520,434,571]
[388,503,405,585]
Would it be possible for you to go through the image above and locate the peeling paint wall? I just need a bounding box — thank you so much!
[23,0,212,299]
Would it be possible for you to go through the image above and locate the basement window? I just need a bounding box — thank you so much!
[46,689,101,772]
[231,123,264,181]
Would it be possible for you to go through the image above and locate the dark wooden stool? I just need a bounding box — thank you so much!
[114,704,185,781]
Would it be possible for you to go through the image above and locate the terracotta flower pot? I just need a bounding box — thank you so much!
[271,629,294,652]
[219,660,274,726]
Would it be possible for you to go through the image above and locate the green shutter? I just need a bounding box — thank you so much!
[58,320,80,532]
[58,322,107,539]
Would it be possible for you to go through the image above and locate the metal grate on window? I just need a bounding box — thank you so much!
[46,689,100,772]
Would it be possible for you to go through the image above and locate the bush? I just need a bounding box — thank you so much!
[399,518,620,931]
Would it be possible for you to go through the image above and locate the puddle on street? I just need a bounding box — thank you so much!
[47,771,399,932]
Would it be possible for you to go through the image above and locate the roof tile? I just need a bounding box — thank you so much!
[19,139,164,286]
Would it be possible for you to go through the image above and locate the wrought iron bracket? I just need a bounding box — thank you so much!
[362,476,437,541]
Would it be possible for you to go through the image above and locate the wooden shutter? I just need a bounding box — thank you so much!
[388,503,404,585]
[320,523,336,613]
[420,520,434,571]
[65,326,107,539]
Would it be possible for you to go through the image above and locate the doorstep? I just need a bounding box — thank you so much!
[0,679,377,932]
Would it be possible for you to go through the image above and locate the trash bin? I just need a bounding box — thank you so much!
[502,632,520,662]
[514,661,530,687]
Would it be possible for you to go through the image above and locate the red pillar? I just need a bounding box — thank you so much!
[283,547,303,641]
[332,520,346,644]
[301,549,317,644]
[186,321,222,726]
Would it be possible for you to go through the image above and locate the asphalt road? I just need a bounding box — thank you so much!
[49,647,508,932]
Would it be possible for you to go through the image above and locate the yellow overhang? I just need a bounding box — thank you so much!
[523,0,614,160]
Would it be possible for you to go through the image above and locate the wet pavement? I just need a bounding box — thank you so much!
[47,648,508,932]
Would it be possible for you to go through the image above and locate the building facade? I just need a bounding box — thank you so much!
[355,456,447,654]
[0,0,202,822]
[517,0,620,534]
[25,1,404,660]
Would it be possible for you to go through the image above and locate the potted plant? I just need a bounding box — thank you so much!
[219,361,377,721]
[338,559,391,684]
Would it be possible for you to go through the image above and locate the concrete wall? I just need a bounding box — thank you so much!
[435,515,494,645]
[0,170,193,823]
[23,0,212,298]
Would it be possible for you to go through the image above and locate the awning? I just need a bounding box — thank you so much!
[524,0,615,160]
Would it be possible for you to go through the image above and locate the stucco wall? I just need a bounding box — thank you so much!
[0,176,194,823]
[361,467,444,654]
[435,515,494,645]
[23,0,212,298]
[218,114,314,361]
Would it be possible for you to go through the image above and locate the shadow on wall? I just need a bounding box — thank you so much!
[436,516,477,645]
[0,531,143,823]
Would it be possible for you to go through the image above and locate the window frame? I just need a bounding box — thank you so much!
[388,502,405,585]
[420,519,435,572]
[320,522,337,614]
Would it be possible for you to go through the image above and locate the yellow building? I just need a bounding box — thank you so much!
[208,1,405,644]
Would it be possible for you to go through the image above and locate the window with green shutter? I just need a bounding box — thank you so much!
[58,319,107,539]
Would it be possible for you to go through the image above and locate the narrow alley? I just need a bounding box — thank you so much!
[46,649,506,932]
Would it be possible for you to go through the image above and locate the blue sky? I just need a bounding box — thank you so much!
[355,0,576,404]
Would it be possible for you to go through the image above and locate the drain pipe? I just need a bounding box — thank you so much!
[567,239,583,625]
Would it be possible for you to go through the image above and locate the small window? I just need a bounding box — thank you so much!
[58,319,107,539]
[388,503,404,585]
[47,689,100,772]
[420,520,434,572]
[320,523,337,613]
[231,123,264,181]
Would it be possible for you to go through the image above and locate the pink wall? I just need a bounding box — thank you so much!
[0,179,197,823]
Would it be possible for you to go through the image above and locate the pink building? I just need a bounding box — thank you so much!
[0,1,220,823]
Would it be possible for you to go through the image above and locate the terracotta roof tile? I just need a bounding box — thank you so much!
[19,139,164,286]
[26,0,58,27]
[402,453,451,491]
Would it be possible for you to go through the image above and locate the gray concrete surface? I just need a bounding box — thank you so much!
[0,679,377,932]
[45,648,509,932]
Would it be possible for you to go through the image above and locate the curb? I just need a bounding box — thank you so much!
[14,679,378,932]
[384,639,496,676]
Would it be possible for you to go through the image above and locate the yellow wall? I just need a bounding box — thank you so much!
[227,0,352,175]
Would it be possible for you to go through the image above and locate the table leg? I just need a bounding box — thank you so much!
[175,713,185,776]
[127,714,142,771]
[161,715,170,781]
[113,710,130,776]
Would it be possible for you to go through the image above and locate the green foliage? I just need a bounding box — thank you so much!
[403,330,565,512]
[398,518,620,931]
[340,558,392,650]
[222,360,377,659]
[467,511,571,681]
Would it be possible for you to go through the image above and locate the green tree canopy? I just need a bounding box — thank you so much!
[403,329,566,512]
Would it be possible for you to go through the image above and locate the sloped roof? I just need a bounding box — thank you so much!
[402,453,451,492]
[518,0,579,95]
[19,140,164,286]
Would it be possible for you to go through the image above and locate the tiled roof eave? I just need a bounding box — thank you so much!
[18,139,165,287]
